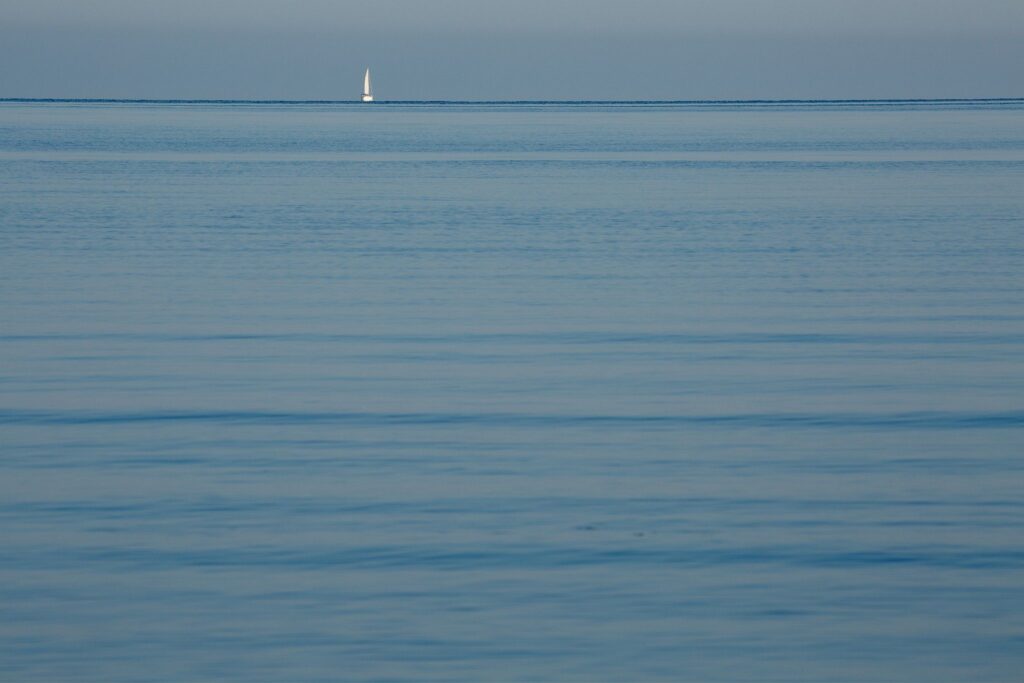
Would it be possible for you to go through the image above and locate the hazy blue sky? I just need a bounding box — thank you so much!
[2,0,1022,99]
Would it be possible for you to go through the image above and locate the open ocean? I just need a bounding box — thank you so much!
[1,99,1023,682]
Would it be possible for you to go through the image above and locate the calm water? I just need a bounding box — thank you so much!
[1,100,1023,682]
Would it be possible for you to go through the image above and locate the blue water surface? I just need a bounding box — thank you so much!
[1,100,1023,682]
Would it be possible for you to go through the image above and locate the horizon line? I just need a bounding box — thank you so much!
[2,97,1023,105]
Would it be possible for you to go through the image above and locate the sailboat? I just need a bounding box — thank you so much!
[361,68,374,102]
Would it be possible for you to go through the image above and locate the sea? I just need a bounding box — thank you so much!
[1,99,1023,682]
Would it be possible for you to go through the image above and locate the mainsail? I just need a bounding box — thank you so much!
[362,69,373,102]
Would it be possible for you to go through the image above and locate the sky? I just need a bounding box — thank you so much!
[1,0,1022,99]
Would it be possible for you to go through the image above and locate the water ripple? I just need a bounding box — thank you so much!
[2,408,1022,429]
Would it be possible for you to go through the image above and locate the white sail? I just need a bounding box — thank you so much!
[362,68,373,102]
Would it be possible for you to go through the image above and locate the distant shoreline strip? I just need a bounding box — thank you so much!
[2,97,1023,105]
